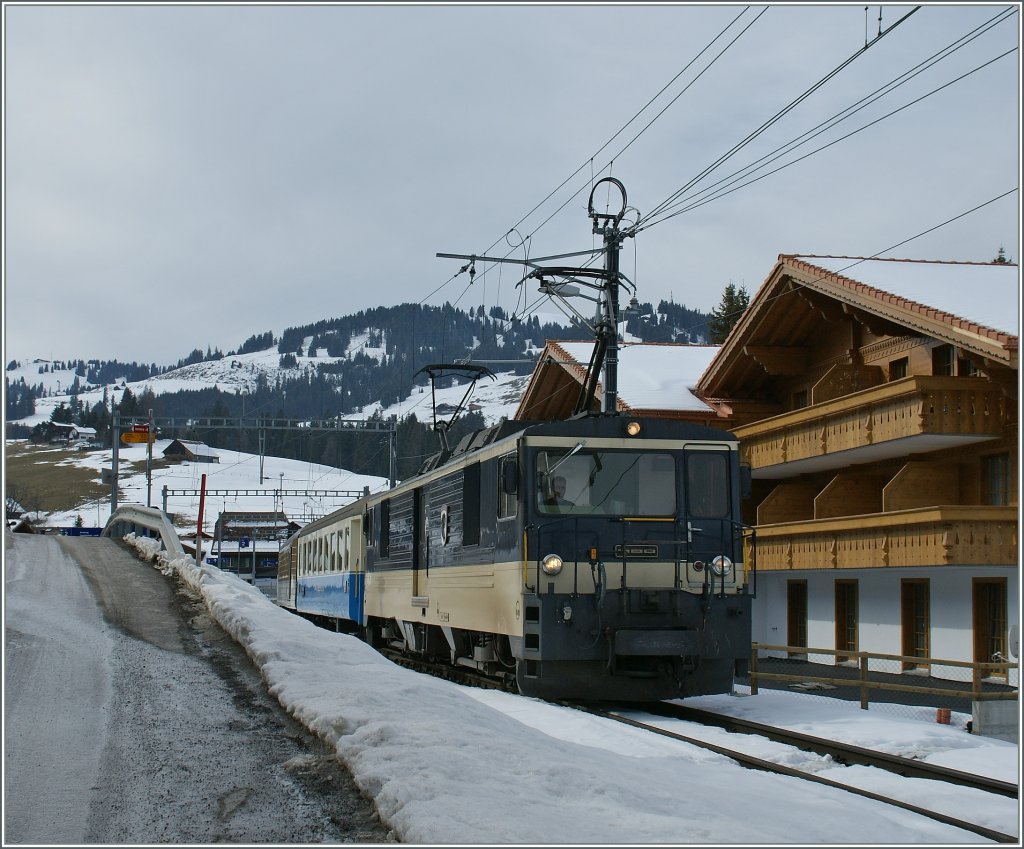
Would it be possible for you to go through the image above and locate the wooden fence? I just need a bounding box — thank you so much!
[749,643,1018,710]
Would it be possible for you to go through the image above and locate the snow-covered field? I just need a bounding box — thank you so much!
[10,438,388,532]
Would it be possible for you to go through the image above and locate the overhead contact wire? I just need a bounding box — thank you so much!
[637,6,922,230]
[638,9,1015,225]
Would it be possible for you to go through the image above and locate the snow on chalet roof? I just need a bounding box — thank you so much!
[50,423,97,434]
[550,342,718,412]
[790,256,1019,340]
[166,439,219,456]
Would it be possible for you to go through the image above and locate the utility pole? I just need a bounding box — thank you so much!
[436,176,634,419]
[390,430,397,489]
[258,424,267,484]
[587,178,628,413]
[110,407,120,513]
[145,407,154,507]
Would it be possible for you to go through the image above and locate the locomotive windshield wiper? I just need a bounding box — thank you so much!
[547,441,586,476]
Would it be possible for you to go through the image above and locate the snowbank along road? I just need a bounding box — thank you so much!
[3,532,392,844]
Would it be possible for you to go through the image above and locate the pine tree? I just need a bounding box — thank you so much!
[118,387,138,416]
[50,402,74,424]
[707,283,750,344]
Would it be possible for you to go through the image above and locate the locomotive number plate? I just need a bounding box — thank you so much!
[614,544,659,558]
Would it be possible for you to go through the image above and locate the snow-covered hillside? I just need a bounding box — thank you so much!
[7,334,533,430]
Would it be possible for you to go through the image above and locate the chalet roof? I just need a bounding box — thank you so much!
[515,341,720,421]
[164,439,218,456]
[788,255,1018,342]
[699,255,1019,400]
[50,423,96,434]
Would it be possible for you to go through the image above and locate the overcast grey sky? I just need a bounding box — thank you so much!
[3,2,1020,365]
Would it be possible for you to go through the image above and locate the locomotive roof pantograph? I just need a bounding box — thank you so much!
[414,363,497,457]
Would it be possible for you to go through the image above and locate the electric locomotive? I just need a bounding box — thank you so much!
[277,411,752,702]
[277,178,754,700]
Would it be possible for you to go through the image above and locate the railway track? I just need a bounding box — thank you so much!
[358,643,1017,842]
[569,702,1018,844]
[645,701,1018,798]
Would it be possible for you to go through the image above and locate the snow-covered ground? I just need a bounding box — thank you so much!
[66,532,1016,844]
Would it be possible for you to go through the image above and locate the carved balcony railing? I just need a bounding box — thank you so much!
[747,506,1018,571]
[734,376,1009,474]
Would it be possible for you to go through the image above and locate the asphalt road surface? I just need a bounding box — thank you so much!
[4,531,392,844]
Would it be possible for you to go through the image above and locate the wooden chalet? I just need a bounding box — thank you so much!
[697,255,1018,681]
[162,439,220,464]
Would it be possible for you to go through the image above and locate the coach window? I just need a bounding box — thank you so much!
[498,454,518,520]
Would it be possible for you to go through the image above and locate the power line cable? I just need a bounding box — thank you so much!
[475,5,768,291]
[638,46,1017,232]
[640,7,1018,228]
[428,6,764,315]
[637,6,922,230]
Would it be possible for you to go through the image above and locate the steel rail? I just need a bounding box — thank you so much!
[567,704,1017,844]
[645,701,1017,799]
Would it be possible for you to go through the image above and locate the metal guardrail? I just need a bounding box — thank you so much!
[750,642,1018,710]
[102,504,185,559]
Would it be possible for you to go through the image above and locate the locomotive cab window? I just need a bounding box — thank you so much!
[497,454,518,520]
[536,449,675,516]
[686,451,729,518]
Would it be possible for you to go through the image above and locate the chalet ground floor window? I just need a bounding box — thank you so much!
[900,579,929,670]
[973,577,1009,681]
[787,580,807,657]
[835,580,858,664]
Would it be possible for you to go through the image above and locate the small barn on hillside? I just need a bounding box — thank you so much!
[162,439,220,464]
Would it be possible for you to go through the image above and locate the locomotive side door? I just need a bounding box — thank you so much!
[682,448,735,568]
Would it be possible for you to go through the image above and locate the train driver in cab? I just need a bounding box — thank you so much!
[542,475,575,513]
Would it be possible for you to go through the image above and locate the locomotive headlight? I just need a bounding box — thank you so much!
[710,555,733,577]
[541,553,564,575]
[626,420,641,437]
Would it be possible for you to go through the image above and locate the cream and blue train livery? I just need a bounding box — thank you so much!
[278,413,752,702]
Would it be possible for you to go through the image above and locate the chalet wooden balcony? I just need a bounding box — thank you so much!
[748,506,1018,571]
[733,376,1009,479]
